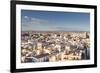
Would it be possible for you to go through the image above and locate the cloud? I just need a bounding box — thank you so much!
[24,16,28,19]
[21,16,50,31]
[22,16,49,25]
[50,26,88,31]
[30,18,48,25]
[54,27,67,30]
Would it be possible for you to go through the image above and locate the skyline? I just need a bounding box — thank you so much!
[21,10,90,31]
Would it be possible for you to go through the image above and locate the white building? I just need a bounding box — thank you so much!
[37,42,42,49]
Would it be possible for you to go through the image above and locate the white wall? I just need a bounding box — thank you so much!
[0,0,99,73]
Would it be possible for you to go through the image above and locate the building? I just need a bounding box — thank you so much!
[37,42,42,49]
[25,53,49,62]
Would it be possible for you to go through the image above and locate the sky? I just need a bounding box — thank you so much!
[21,10,90,31]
